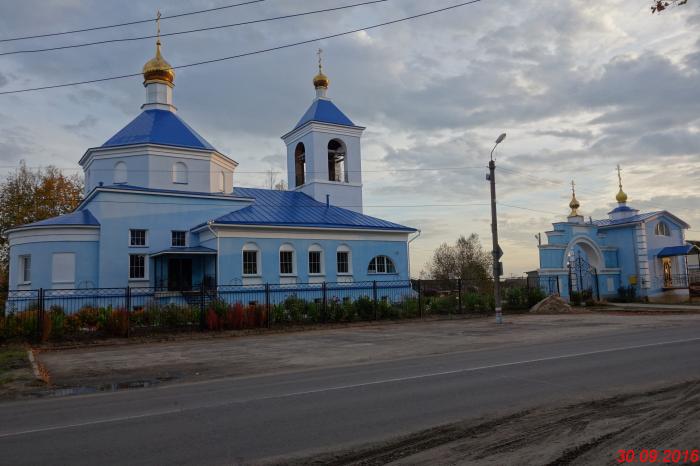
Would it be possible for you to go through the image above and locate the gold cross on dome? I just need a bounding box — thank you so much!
[317,48,323,73]
[156,10,162,39]
[617,164,623,187]
[571,180,576,195]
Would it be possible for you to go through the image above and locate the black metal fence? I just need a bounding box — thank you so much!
[0,277,554,342]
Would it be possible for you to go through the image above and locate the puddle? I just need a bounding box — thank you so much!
[29,377,177,399]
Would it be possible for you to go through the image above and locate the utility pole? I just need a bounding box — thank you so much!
[488,133,506,324]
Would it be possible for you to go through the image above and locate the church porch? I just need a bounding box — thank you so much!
[151,247,217,291]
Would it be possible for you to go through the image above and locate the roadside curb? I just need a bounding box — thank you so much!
[27,349,51,385]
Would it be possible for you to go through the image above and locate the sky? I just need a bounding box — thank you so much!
[0,0,698,277]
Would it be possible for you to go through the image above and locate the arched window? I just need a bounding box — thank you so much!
[113,161,127,184]
[336,244,352,275]
[328,139,347,183]
[279,243,296,275]
[242,243,261,276]
[172,162,188,184]
[295,143,306,187]
[218,171,226,192]
[655,221,671,236]
[308,244,324,275]
[368,255,396,274]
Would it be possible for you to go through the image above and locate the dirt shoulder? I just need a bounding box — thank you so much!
[34,312,700,392]
[274,380,700,466]
[0,345,43,400]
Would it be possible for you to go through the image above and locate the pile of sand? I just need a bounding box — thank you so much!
[529,295,573,314]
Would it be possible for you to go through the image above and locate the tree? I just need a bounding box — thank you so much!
[651,0,689,13]
[0,162,83,288]
[425,234,492,284]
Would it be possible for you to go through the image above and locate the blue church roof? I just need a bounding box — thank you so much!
[102,109,216,151]
[293,99,356,130]
[607,205,636,214]
[211,188,415,232]
[658,245,698,257]
[15,209,100,230]
[592,211,661,228]
[592,210,691,229]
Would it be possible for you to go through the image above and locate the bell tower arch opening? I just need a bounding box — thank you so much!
[294,143,306,187]
[327,139,347,183]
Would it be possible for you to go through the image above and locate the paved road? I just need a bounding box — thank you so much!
[2,323,700,465]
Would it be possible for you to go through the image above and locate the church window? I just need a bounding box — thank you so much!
[129,229,147,247]
[295,143,306,187]
[113,161,127,184]
[308,244,324,275]
[242,243,260,276]
[129,254,146,280]
[655,221,670,237]
[19,255,31,283]
[171,231,186,247]
[328,139,347,183]
[279,244,295,275]
[337,245,351,275]
[368,255,396,274]
[172,162,188,184]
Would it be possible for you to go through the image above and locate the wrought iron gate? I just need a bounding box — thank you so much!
[568,253,600,301]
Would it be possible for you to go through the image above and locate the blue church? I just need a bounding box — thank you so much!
[6,40,416,292]
[537,171,697,303]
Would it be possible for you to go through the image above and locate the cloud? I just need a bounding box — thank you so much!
[0,0,698,275]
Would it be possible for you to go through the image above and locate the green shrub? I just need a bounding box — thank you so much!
[353,296,374,320]
[570,291,582,306]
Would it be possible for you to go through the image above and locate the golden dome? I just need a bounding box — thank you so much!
[313,71,329,89]
[143,40,174,84]
[616,187,628,203]
[569,180,580,216]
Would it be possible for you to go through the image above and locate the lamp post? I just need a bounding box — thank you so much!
[488,133,506,324]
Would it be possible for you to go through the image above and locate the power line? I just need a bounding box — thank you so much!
[0,0,392,57]
[1,165,485,174]
[0,0,484,96]
[0,0,266,43]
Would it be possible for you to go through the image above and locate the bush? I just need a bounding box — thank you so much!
[353,296,374,320]
[527,288,546,307]
[570,291,582,306]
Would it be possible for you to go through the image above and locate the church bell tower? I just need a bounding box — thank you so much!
[281,50,366,213]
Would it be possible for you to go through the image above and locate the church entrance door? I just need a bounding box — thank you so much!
[168,258,193,291]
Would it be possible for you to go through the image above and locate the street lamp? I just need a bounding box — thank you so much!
[488,133,506,324]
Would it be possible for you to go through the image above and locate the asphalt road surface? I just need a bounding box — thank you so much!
[2,322,700,465]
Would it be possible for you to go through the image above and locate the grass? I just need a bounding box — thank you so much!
[0,345,30,386]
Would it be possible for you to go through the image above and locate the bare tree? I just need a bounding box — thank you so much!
[424,234,492,284]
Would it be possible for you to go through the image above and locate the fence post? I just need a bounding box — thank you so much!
[372,280,378,320]
[37,288,45,342]
[457,278,463,314]
[125,287,131,338]
[418,279,423,319]
[322,281,327,323]
[265,283,271,329]
[199,282,206,331]
[594,269,600,301]
[556,276,560,296]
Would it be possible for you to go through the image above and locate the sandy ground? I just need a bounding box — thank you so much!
[36,312,700,389]
[275,381,700,466]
